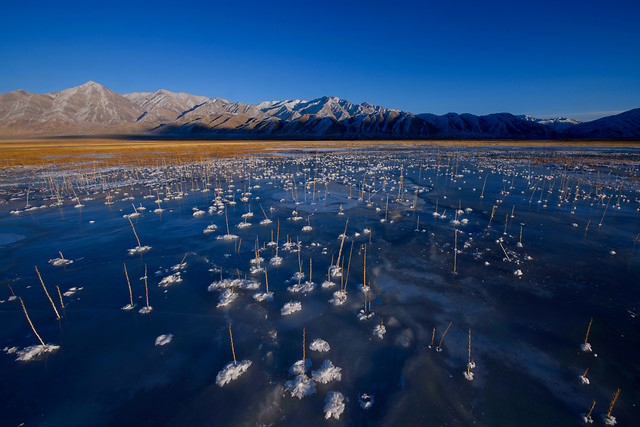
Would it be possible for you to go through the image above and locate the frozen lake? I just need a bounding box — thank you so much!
[1,144,638,426]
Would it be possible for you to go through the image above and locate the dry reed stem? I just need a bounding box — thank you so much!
[606,388,620,418]
[302,327,306,383]
[584,317,593,345]
[127,217,142,247]
[586,400,596,419]
[18,297,45,346]
[498,242,510,261]
[124,262,134,308]
[467,328,471,375]
[336,219,349,269]
[35,266,60,320]
[430,327,435,347]
[229,324,237,367]
[437,321,452,350]
[144,264,149,309]
[56,286,65,309]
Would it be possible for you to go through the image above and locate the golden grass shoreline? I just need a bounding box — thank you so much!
[1,138,639,167]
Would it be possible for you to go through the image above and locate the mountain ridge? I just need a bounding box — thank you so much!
[1,81,638,140]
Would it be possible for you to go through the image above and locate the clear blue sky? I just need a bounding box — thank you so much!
[1,0,639,121]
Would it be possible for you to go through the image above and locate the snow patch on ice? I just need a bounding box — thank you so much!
[309,338,330,352]
[216,360,252,386]
[155,334,173,346]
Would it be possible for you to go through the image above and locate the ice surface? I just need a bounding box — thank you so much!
[15,344,60,361]
[281,301,302,315]
[289,358,312,375]
[323,391,345,420]
[217,289,238,308]
[309,338,330,352]
[155,334,173,346]
[359,393,374,409]
[128,245,151,255]
[216,360,252,387]
[48,258,73,267]
[373,324,386,339]
[159,272,182,287]
[311,360,342,384]
[284,374,316,399]
[252,291,274,301]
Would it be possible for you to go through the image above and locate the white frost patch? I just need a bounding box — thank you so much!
[253,291,274,301]
[203,224,218,234]
[48,258,73,267]
[15,344,60,361]
[63,287,83,297]
[270,256,283,266]
[236,222,251,229]
[310,338,330,352]
[217,234,239,240]
[284,374,316,399]
[289,358,312,375]
[329,291,347,306]
[287,281,316,293]
[217,289,238,308]
[580,343,592,352]
[603,415,617,425]
[159,272,182,287]
[121,303,136,310]
[321,280,335,289]
[329,266,342,277]
[579,375,590,385]
[281,301,302,316]
[139,306,153,314]
[155,334,173,346]
[260,218,273,225]
[193,210,206,217]
[463,370,474,381]
[171,262,187,271]
[311,360,342,384]
[359,393,374,409]
[373,324,386,339]
[208,278,258,292]
[128,245,151,255]
[357,310,375,321]
[323,391,345,420]
[302,225,313,232]
[216,360,252,386]
[3,346,18,354]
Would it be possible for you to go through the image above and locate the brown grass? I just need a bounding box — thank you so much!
[2,138,639,168]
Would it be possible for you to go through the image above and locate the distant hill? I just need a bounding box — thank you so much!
[1,81,638,139]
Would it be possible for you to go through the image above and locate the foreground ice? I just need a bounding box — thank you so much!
[217,234,239,240]
[284,374,316,399]
[309,338,330,352]
[217,289,238,308]
[359,393,374,409]
[289,359,312,375]
[329,291,347,306]
[311,360,342,384]
[373,324,386,339]
[281,301,302,315]
[216,360,252,386]
[580,343,592,352]
[287,281,316,293]
[15,344,60,361]
[155,334,173,346]
[252,291,274,301]
[48,258,73,267]
[323,391,345,420]
[159,272,182,287]
[128,245,151,255]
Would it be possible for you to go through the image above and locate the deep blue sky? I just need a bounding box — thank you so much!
[1,0,639,121]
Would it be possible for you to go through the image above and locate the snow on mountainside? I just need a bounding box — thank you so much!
[517,115,581,132]
[0,81,638,139]
[565,108,640,138]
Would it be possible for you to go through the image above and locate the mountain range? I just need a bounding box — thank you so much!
[1,81,638,140]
